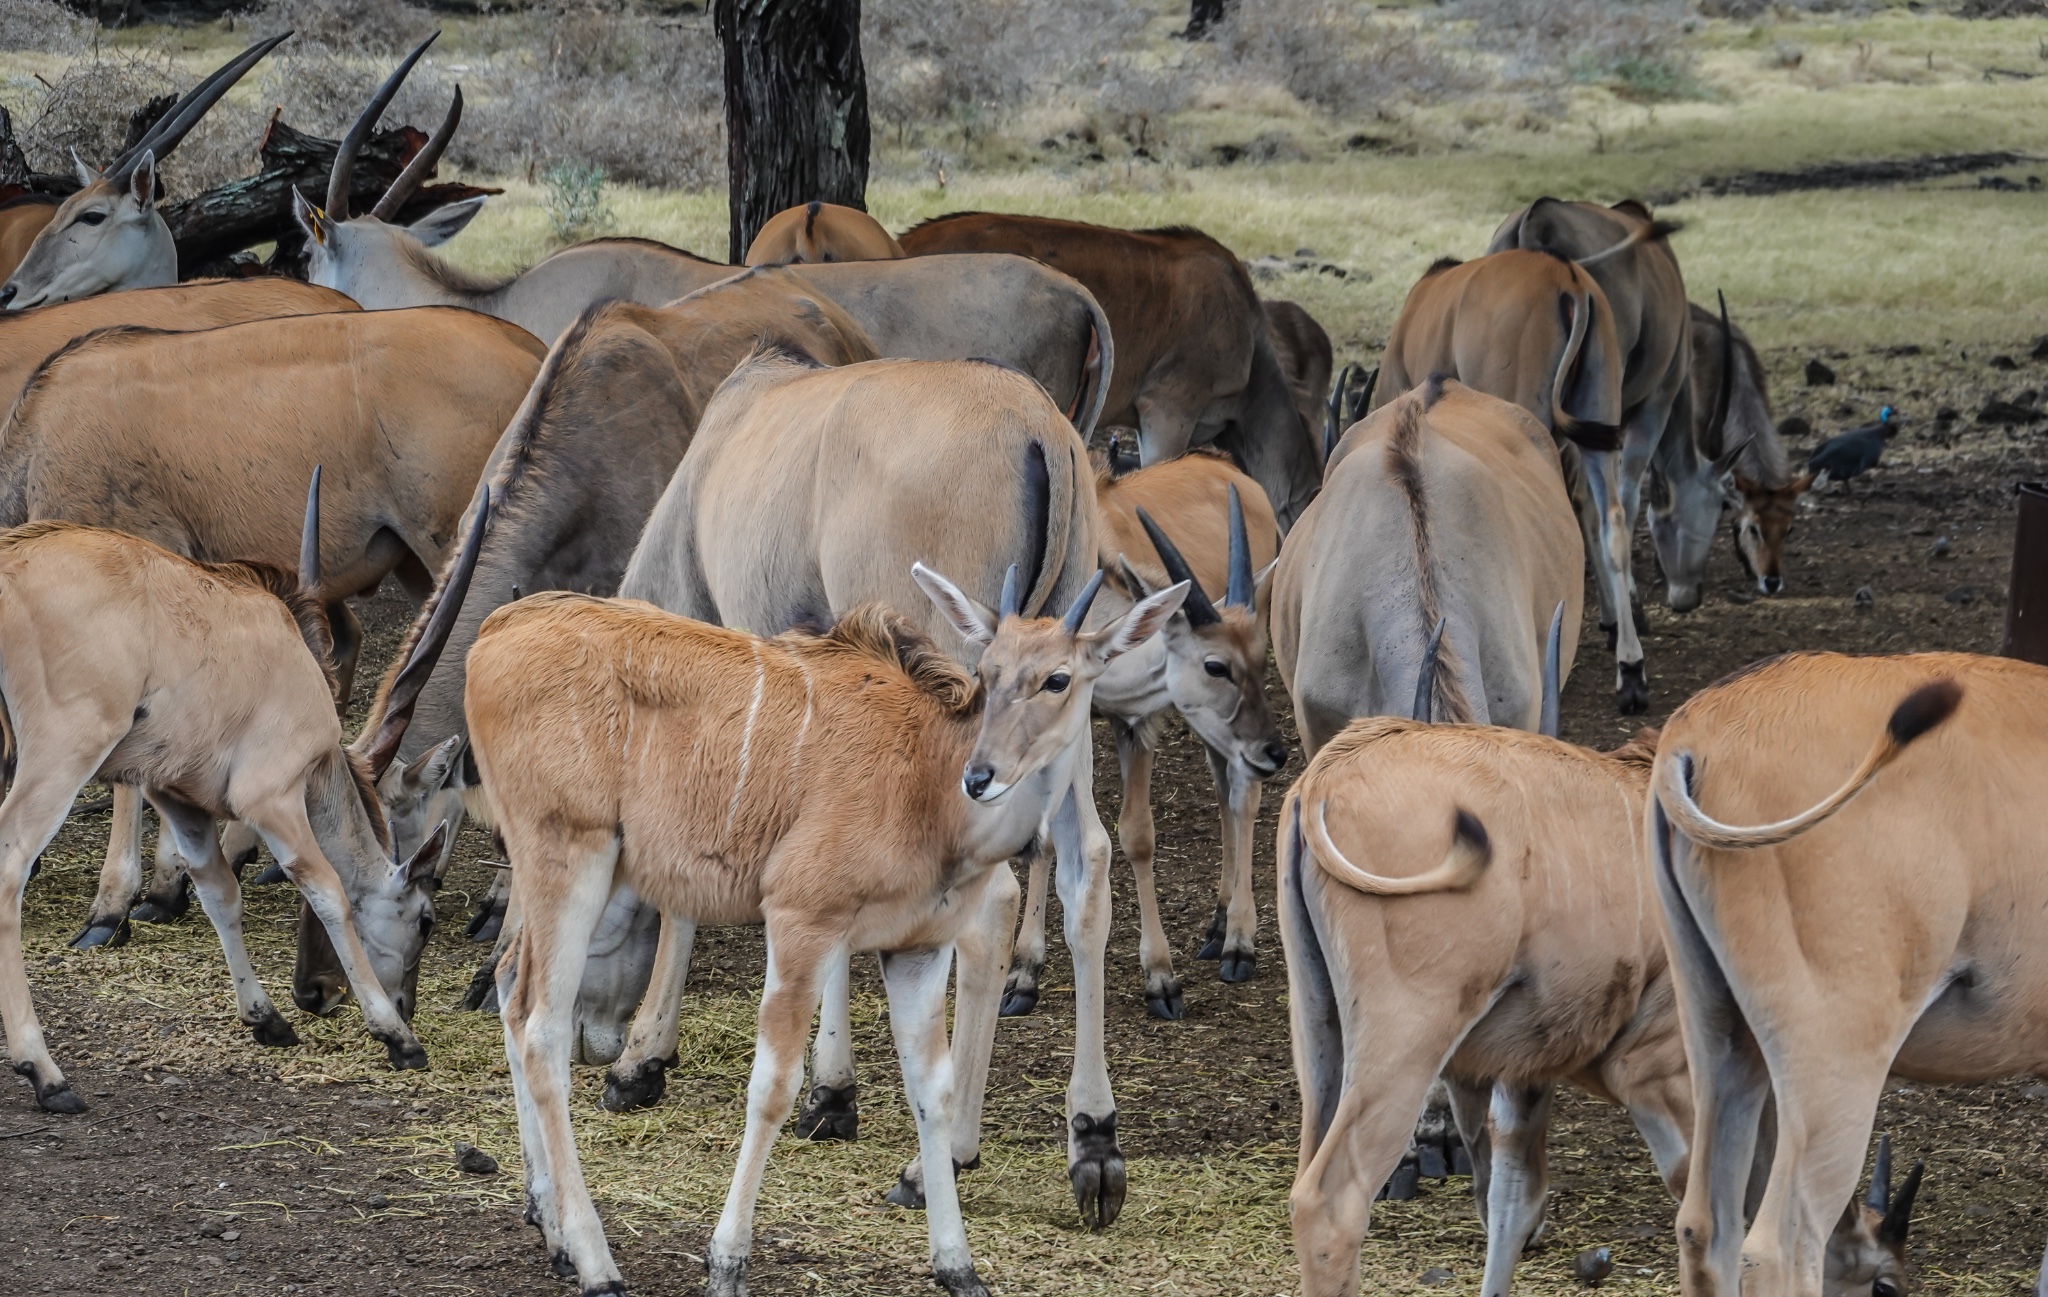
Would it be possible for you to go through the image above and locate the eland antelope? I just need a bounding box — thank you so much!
[1487,199,1694,703]
[469,574,1187,1297]
[1371,249,1627,709]
[0,35,290,309]
[1005,452,1286,1022]
[1279,703,1925,1297]
[1650,653,2048,1297]
[899,212,1322,527]
[0,520,455,1113]
[1686,294,1804,596]
[744,200,905,265]
[1275,378,1582,755]
[291,267,880,1018]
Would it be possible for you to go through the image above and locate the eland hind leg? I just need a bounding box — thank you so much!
[598,902,696,1112]
[1476,1082,1555,1297]
[73,783,143,948]
[796,950,860,1142]
[1000,838,1051,1016]
[1203,746,1262,983]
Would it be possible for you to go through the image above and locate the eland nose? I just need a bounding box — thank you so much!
[1763,575,1783,595]
[962,763,996,801]
[1263,741,1289,771]
[0,285,16,309]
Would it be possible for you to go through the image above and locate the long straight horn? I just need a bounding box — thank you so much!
[1879,1159,1924,1245]
[369,85,461,222]
[1540,600,1565,738]
[1711,289,1737,454]
[1061,570,1107,633]
[110,32,290,178]
[1867,1134,1893,1214]
[1226,483,1253,607]
[1412,616,1447,723]
[1136,506,1219,628]
[299,465,323,594]
[997,562,1022,620]
[1348,365,1378,425]
[328,31,440,220]
[360,487,489,779]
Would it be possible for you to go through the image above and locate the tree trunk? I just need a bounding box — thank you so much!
[716,0,870,264]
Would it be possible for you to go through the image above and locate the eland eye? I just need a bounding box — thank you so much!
[1041,671,1071,694]
[1203,658,1232,680]
[1873,1282,1899,1297]
[76,210,107,227]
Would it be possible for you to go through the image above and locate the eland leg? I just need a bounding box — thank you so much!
[797,951,860,1142]
[600,904,696,1112]
[1477,1082,1554,1297]
[1113,720,1182,1019]
[1050,778,1125,1228]
[882,942,989,1297]
[73,783,142,948]
[1001,839,1050,1016]
[150,796,298,1048]
[1206,746,1262,984]
[130,810,194,923]
[1583,448,1648,713]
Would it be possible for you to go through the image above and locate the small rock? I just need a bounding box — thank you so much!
[1965,1203,1994,1218]
[1039,137,1058,150]
[220,1230,240,1242]
[1420,1267,1455,1286]
[1805,359,1837,387]
[1944,587,1978,606]
[1980,398,2046,426]
[2020,1083,2048,1100]
[1777,415,1812,441]
[1575,1245,1615,1285]
[1246,255,1291,282]
[1627,1223,1661,1239]
[1992,355,2020,371]
[197,1223,225,1239]
[1928,536,1952,559]
[1854,586,1875,608]
[2031,334,2048,361]
[1294,247,1320,258]
[1936,406,1961,426]
[364,1193,389,1209]
[454,1142,500,1176]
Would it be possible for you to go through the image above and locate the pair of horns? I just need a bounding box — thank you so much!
[994,562,1104,634]
[1324,364,1377,464]
[1865,1134,1925,1245]
[357,487,493,779]
[1412,601,1564,732]
[107,32,291,182]
[327,31,463,222]
[1134,483,1255,630]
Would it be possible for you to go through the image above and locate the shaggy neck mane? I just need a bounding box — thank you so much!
[779,605,981,715]
[397,237,517,296]
[193,558,340,697]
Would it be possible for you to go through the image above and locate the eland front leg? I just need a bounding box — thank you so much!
[1050,778,1126,1228]
[1113,719,1183,1019]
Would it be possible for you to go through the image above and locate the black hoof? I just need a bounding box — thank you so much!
[884,1169,925,1210]
[130,881,189,924]
[384,1039,429,1071]
[458,956,498,1012]
[22,1066,86,1115]
[706,1254,746,1297]
[1144,979,1185,1021]
[1218,949,1257,983]
[1195,905,1228,960]
[1068,1112,1126,1229]
[68,918,129,950]
[794,1082,858,1141]
[1417,1142,1448,1180]
[934,1265,990,1297]
[602,1056,670,1113]
[1617,662,1649,715]
[549,1249,577,1281]
[1379,1157,1422,1200]
[465,899,506,943]
[227,842,260,874]
[1003,971,1040,1020]
[581,1284,628,1297]
[1451,1141,1473,1176]
[249,1010,300,1049]
[250,860,290,887]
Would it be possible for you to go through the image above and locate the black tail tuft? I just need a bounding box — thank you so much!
[1887,679,1962,747]
[1452,807,1490,855]
[1558,417,1623,453]
[1645,218,1685,242]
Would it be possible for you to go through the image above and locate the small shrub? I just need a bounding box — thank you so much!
[1212,0,1480,117]
[1455,0,1697,100]
[255,0,437,58]
[542,161,614,242]
[0,0,86,54]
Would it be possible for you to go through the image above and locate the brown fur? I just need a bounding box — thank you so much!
[1383,377,1473,724]
[746,201,906,265]
[0,306,545,607]
[0,199,58,285]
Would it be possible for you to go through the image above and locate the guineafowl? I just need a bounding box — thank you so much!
[1808,406,1898,486]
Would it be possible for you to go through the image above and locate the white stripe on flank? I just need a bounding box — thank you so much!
[724,643,767,840]
[784,645,814,784]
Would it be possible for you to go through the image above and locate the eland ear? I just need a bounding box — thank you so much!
[128,151,157,206]
[912,562,997,647]
[1091,580,1189,663]
[402,822,448,890]
[71,149,97,188]
[292,188,329,246]
[406,734,466,792]
[1115,553,1162,598]
[407,195,487,247]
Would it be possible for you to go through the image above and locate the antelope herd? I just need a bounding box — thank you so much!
[0,32,2039,1297]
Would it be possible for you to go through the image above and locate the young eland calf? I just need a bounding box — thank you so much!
[0,520,455,1112]
[468,573,1186,1297]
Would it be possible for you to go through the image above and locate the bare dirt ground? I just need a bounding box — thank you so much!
[5,339,2048,1296]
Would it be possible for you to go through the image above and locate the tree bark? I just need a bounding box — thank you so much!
[716,0,870,264]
